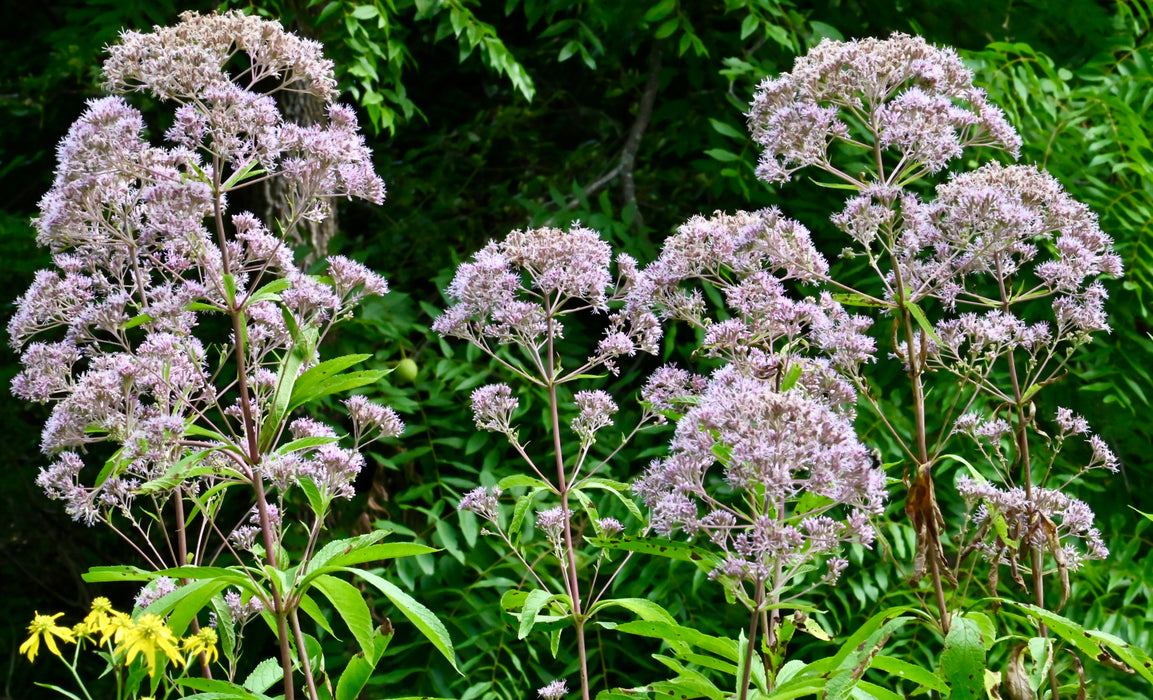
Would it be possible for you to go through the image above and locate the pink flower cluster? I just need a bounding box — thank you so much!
[10,12,395,526]
[633,367,886,589]
[433,225,662,374]
[749,33,1020,184]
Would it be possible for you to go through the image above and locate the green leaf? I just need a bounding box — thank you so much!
[809,21,844,41]
[598,535,718,568]
[651,654,726,700]
[122,313,153,331]
[274,436,341,455]
[242,657,283,694]
[261,338,312,450]
[577,477,643,520]
[32,684,84,700]
[610,620,739,662]
[336,626,393,700]
[350,4,378,20]
[149,578,235,637]
[497,474,552,490]
[518,588,560,639]
[176,677,270,699]
[222,273,238,307]
[587,597,677,624]
[244,278,292,308]
[853,681,904,700]
[346,567,459,671]
[964,611,998,651]
[903,298,942,345]
[289,353,386,412]
[509,488,542,543]
[135,449,224,495]
[155,565,250,583]
[821,608,915,700]
[184,423,234,443]
[871,656,948,692]
[298,476,326,518]
[654,17,679,39]
[780,362,803,392]
[704,148,740,162]
[940,615,986,699]
[295,353,372,399]
[831,292,888,308]
[312,532,385,568]
[82,565,152,583]
[298,591,336,637]
[709,118,744,140]
[221,159,265,190]
[310,574,375,659]
[643,0,676,23]
[1004,601,1153,684]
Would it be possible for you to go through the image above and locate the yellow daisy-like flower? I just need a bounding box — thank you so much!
[82,597,116,638]
[71,622,93,645]
[102,609,133,646]
[181,626,219,664]
[19,612,75,662]
[116,614,184,678]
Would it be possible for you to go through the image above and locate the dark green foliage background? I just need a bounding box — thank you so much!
[2,1,1152,698]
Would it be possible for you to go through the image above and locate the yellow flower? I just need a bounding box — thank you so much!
[19,612,75,662]
[101,610,133,646]
[181,627,219,664]
[71,622,93,645]
[82,597,115,637]
[116,614,184,678]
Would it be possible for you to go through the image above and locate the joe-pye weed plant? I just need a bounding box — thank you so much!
[435,224,673,700]
[619,32,1139,699]
[9,11,455,700]
[578,33,1142,700]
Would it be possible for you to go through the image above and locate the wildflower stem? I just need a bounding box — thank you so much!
[173,491,213,679]
[65,642,95,700]
[896,283,950,634]
[998,264,1058,700]
[546,305,590,700]
[738,586,763,700]
[290,608,321,700]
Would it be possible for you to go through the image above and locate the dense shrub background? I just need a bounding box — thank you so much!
[3,1,1152,698]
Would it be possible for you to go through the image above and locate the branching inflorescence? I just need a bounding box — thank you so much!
[685,30,1127,698]
[8,11,427,700]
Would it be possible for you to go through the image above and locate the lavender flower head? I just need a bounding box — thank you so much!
[537,680,569,700]
[571,390,617,447]
[634,208,875,385]
[634,367,886,594]
[748,33,1021,184]
[433,225,661,369]
[459,486,503,523]
[470,384,520,435]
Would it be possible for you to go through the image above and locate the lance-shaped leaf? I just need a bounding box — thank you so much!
[310,574,375,659]
[346,567,459,672]
[1005,601,1153,684]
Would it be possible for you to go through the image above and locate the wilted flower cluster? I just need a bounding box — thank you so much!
[956,474,1108,587]
[634,367,886,594]
[748,32,1020,184]
[9,10,394,532]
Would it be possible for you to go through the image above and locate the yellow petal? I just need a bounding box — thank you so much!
[18,634,40,662]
